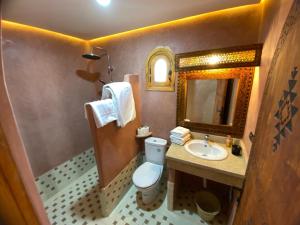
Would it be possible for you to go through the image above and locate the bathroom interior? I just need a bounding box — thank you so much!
[0,0,300,225]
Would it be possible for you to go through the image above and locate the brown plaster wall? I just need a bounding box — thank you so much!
[242,0,294,153]
[90,5,261,140]
[2,24,97,177]
[86,75,141,187]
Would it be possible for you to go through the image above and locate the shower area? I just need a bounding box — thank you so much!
[1,20,143,224]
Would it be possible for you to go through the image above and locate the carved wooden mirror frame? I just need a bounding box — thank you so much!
[175,44,262,138]
[176,67,255,138]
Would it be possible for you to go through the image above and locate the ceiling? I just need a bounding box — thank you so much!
[3,0,260,40]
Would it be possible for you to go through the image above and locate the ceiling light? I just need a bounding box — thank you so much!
[96,0,111,7]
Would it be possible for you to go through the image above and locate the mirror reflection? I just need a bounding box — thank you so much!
[185,78,239,125]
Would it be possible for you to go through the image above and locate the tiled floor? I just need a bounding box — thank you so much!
[44,166,227,225]
[36,148,96,202]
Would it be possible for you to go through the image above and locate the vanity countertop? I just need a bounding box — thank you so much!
[166,141,247,188]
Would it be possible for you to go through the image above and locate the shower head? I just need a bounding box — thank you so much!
[82,53,101,60]
[82,46,113,82]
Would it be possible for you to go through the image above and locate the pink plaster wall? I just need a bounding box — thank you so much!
[3,2,287,178]
[0,19,50,225]
[2,25,98,177]
[242,0,295,154]
[90,5,261,140]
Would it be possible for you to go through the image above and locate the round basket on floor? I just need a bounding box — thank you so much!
[195,191,221,222]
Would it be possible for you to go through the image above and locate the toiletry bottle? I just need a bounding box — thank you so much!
[226,135,233,147]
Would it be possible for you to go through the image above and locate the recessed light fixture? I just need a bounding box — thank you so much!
[208,55,220,65]
[96,0,111,7]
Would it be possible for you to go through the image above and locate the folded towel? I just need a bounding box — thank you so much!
[102,82,136,127]
[170,126,190,138]
[170,133,191,143]
[170,136,191,146]
[84,99,118,128]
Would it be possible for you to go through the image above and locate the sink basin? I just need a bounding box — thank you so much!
[184,140,228,160]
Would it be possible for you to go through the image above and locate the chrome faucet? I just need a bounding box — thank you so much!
[204,135,209,144]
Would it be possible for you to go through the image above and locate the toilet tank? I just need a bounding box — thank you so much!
[145,137,167,165]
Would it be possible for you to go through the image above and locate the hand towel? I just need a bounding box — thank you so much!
[84,99,118,128]
[170,126,190,138]
[170,136,191,146]
[170,133,191,143]
[101,82,136,127]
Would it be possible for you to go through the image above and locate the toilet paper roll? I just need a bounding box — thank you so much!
[137,127,143,136]
[141,126,149,134]
[137,126,150,136]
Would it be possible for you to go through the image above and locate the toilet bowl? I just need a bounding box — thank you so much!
[132,137,167,204]
[133,162,163,204]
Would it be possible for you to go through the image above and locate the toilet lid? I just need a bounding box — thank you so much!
[133,162,163,189]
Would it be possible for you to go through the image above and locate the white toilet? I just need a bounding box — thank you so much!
[132,137,167,204]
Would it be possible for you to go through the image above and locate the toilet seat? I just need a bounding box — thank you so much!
[132,162,163,189]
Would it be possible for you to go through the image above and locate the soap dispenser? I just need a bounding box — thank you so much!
[226,135,233,147]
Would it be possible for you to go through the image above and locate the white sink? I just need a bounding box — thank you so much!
[184,140,228,161]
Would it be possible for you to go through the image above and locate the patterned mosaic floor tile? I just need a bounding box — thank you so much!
[36,148,96,201]
[44,168,228,225]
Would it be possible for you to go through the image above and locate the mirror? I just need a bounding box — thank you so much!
[176,67,255,138]
[186,78,239,125]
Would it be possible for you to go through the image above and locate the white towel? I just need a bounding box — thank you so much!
[170,126,190,138]
[84,99,118,128]
[101,82,136,127]
[170,133,191,143]
[170,136,191,146]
